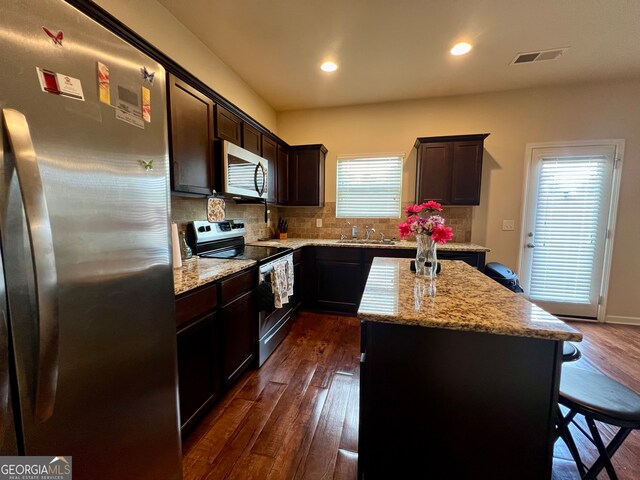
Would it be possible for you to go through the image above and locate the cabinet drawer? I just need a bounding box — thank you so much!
[175,283,218,328]
[315,246,360,262]
[220,267,257,304]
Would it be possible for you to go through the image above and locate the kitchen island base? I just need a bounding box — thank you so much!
[359,321,563,480]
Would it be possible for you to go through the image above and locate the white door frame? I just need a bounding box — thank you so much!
[518,139,625,322]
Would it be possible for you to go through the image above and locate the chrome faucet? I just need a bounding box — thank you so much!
[365,225,375,241]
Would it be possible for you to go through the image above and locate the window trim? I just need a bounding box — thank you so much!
[335,152,405,219]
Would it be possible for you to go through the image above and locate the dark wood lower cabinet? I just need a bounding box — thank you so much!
[220,290,256,388]
[302,246,486,314]
[312,247,362,313]
[176,312,221,433]
[359,321,562,479]
[175,267,257,435]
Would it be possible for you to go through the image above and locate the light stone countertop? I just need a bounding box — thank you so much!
[358,257,582,342]
[249,238,490,252]
[173,257,256,296]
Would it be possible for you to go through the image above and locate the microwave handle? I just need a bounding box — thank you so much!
[254,162,266,196]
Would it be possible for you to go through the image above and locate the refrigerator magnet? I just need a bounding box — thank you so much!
[97,62,110,105]
[56,73,85,101]
[36,67,60,94]
[115,84,144,129]
[141,86,151,123]
[42,26,63,46]
[141,66,155,85]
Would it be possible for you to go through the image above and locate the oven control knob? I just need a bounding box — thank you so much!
[198,226,206,232]
[205,226,212,231]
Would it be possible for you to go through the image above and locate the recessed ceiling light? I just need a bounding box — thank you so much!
[450,42,473,56]
[320,61,338,72]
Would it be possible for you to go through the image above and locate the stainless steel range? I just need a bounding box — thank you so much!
[187,220,295,365]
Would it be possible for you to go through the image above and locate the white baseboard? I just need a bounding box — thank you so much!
[605,315,640,326]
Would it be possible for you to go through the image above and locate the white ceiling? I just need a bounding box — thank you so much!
[157,0,640,111]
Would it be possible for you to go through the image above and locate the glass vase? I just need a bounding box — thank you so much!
[426,236,438,280]
[415,234,438,279]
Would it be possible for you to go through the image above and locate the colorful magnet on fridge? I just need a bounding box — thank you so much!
[97,62,111,105]
[42,27,63,46]
[141,86,151,122]
[141,66,155,85]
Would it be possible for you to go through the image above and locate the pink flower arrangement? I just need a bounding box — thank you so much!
[398,200,454,244]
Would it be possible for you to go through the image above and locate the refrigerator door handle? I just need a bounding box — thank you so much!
[0,276,10,450]
[2,109,59,423]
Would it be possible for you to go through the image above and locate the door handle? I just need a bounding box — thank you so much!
[2,109,59,423]
[0,272,10,450]
[526,243,536,248]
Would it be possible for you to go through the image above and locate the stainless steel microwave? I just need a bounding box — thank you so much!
[221,140,268,199]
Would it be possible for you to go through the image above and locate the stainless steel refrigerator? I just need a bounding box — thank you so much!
[0,0,182,478]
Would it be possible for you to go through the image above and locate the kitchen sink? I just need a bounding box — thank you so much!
[337,239,396,246]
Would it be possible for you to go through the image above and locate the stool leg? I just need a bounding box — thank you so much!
[583,423,632,480]
[556,409,586,477]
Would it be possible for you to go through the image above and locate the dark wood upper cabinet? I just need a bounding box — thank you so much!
[261,135,278,204]
[451,141,484,204]
[415,134,489,206]
[215,105,242,145]
[277,145,289,205]
[242,123,261,155]
[289,144,327,207]
[167,75,215,195]
[416,142,452,204]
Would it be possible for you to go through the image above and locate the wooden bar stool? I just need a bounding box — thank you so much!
[556,365,640,480]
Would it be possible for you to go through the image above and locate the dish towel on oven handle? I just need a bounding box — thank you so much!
[285,256,294,296]
[270,261,289,308]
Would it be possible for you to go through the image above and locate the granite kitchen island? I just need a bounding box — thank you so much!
[357,258,582,480]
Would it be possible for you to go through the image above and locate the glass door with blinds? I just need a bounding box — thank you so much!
[520,144,617,319]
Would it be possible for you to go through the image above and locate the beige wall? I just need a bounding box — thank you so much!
[277,80,640,321]
[94,0,277,131]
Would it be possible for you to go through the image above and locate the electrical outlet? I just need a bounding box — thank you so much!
[316,218,322,227]
[502,220,515,231]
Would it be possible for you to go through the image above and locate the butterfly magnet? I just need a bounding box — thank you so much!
[141,66,155,85]
[42,27,63,46]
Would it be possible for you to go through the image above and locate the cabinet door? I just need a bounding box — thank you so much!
[277,146,289,205]
[416,142,452,204]
[168,75,214,195]
[316,260,362,313]
[290,148,325,206]
[451,141,483,205]
[215,105,242,145]
[176,312,221,432]
[242,123,261,155]
[220,290,256,388]
[261,136,278,204]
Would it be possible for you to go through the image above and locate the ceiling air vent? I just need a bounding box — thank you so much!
[510,47,569,65]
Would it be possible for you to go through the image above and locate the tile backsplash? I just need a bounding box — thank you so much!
[171,197,472,243]
[277,202,472,242]
[171,195,277,242]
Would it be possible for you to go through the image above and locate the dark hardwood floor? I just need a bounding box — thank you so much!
[182,313,640,480]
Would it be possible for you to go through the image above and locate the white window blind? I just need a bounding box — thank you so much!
[529,156,608,304]
[336,155,403,218]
